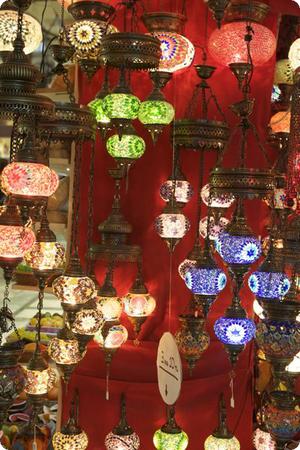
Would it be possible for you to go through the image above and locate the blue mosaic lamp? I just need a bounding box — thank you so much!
[248,241,290,301]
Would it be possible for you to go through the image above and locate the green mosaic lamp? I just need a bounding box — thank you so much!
[88,68,111,138]
[102,68,141,136]
[153,406,188,450]
[139,71,174,143]
[106,124,146,164]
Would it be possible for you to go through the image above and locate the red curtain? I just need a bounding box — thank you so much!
[65,1,299,449]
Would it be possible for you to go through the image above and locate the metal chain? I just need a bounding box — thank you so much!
[36,279,45,344]
[86,141,96,275]
[70,140,83,257]
[63,70,76,104]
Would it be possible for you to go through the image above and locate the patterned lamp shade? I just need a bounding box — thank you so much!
[151,31,195,73]
[265,392,300,443]
[274,59,294,85]
[269,111,291,134]
[95,324,128,350]
[289,38,300,71]
[53,275,96,306]
[178,257,197,280]
[105,432,140,450]
[153,430,189,450]
[88,98,110,124]
[24,367,56,396]
[208,22,276,66]
[96,296,123,321]
[0,224,35,260]
[160,180,193,205]
[204,435,240,449]
[185,267,227,296]
[25,242,65,272]
[1,162,59,199]
[53,431,89,450]
[106,134,146,160]
[201,184,234,209]
[72,308,104,336]
[199,217,229,241]
[48,337,83,366]
[253,428,276,450]
[155,211,190,241]
[123,293,156,318]
[138,100,174,125]
[214,317,256,346]
[0,9,42,54]
[216,232,261,265]
[103,93,141,120]
[248,271,290,300]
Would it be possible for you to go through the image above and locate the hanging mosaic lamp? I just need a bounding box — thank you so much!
[253,427,276,450]
[248,241,291,301]
[155,200,190,252]
[123,266,156,338]
[175,314,210,373]
[53,390,88,450]
[178,241,200,281]
[139,71,174,142]
[88,68,111,136]
[153,406,189,450]
[265,392,300,449]
[204,395,240,450]
[274,59,294,86]
[96,263,123,322]
[208,1,276,66]
[66,1,117,78]
[72,304,104,353]
[0,2,42,54]
[106,125,146,164]
[201,183,234,212]
[0,343,25,425]
[105,394,140,450]
[160,165,193,207]
[142,12,194,73]
[48,325,85,383]
[199,216,230,242]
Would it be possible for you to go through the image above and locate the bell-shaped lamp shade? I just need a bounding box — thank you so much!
[25,242,65,272]
[274,59,294,85]
[0,225,35,259]
[151,31,195,73]
[185,267,227,296]
[153,429,189,450]
[216,232,262,265]
[0,9,42,54]
[269,111,291,134]
[253,428,276,450]
[97,296,123,321]
[24,366,57,396]
[201,183,234,209]
[138,100,174,125]
[1,162,59,199]
[53,275,96,306]
[106,134,146,160]
[89,98,111,124]
[289,38,300,71]
[103,93,141,120]
[53,431,89,450]
[248,271,290,300]
[214,317,256,346]
[199,216,229,241]
[160,179,193,205]
[123,293,156,318]
[204,435,240,449]
[208,22,276,66]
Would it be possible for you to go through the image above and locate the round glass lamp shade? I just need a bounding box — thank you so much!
[216,233,262,265]
[153,429,188,450]
[151,31,195,73]
[255,320,300,361]
[214,317,256,346]
[253,428,276,450]
[24,242,65,272]
[0,10,42,54]
[199,216,229,241]
[88,98,110,124]
[208,22,276,66]
[48,337,83,365]
[53,431,88,450]
[185,267,227,296]
[248,271,290,300]
[1,162,59,198]
[201,183,234,209]
[204,435,240,449]
[178,258,197,280]
[72,309,103,336]
[102,93,141,120]
[24,367,57,396]
[0,225,35,259]
[52,275,96,305]
[97,296,123,321]
[123,293,156,317]
[269,111,291,134]
[160,180,193,205]
[105,432,140,450]
[106,134,146,160]
[289,38,300,71]
[138,100,175,125]
[94,324,128,350]
[155,212,190,240]
[274,59,294,86]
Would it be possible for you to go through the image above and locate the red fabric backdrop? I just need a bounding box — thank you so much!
[65,1,300,449]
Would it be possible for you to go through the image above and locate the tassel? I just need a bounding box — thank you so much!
[106,363,110,401]
[32,425,37,450]
[230,370,235,408]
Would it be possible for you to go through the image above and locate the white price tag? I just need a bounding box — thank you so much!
[156,332,182,406]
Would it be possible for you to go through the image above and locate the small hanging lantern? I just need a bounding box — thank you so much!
[105,394,140,450]
[72,303,104,353]
[175,314,210,373]
[106,125,146,164]
[53,390,89,450]
[178,244,199,281]
[138,71,174,143]
[160,164,193,207]
[153,405,189,450]
[88,67,111,137]
[155,200,190,252]
[253,427,276,450]
[199,215,229,241]
[96,262,123,322]
[204,395,240,449]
